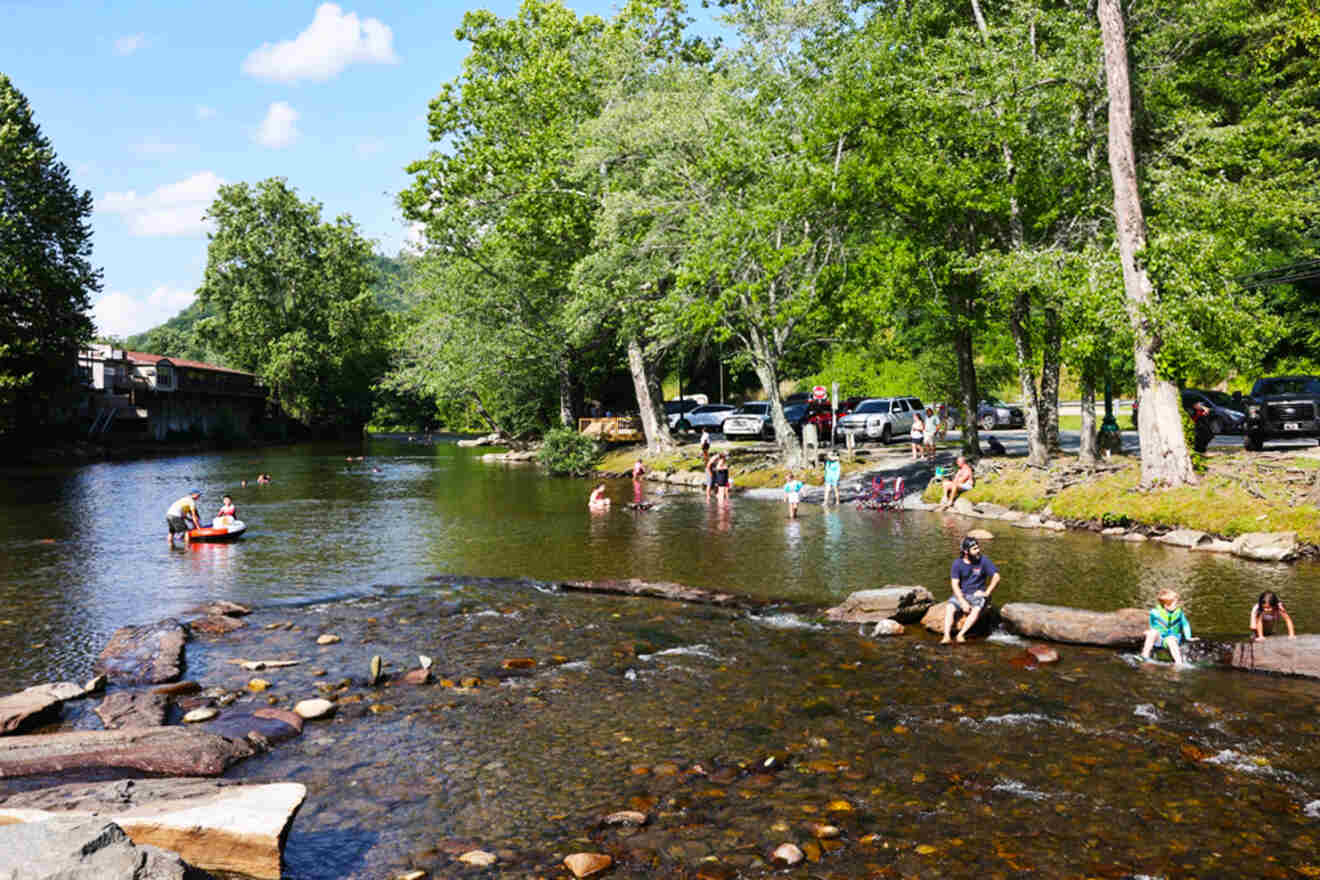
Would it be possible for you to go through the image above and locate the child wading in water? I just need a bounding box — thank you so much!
[1141,588,1194,665]
[1250,591,1296,640]
[783,471,804,519]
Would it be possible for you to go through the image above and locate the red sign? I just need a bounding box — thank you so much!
[812,385,828,400]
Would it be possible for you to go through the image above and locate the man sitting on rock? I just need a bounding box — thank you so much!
[942,536,1000,644]
[938,456,975,509]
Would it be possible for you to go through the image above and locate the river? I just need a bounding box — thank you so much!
[3,438,1319,878]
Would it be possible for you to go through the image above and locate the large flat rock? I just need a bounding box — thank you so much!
[0,727,251,779]
[824,586,934,624]
[1001,603,1148,647]
[95,619,187,685]
[0,682,90,736]
[560,578,764,608]
[0,818,192,880]
[1230,531,1299,562]
[919,601,999,637]
[0,778,305,880]
[1230,635,1320,679]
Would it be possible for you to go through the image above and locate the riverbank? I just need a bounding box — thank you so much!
[5,576,1320,879]
[590,440,1320,560]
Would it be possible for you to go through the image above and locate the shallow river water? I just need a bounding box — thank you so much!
[2,438,1320,878]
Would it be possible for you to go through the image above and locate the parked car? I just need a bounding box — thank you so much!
[782,401,837,437]
[1244,375,1320,451]
[663,398,702,429]
[1131,389,1249,436]
[977,398,1025,430]
[835,396,924,444]
[681,403,736,431]
[1181,389,1247,435]
[721,402,774,440]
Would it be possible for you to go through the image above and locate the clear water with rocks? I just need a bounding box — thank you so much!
[2,438,1319,878]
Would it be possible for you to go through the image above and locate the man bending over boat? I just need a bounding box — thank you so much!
[166,490,202,547]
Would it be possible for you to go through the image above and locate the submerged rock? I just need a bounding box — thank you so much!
[564,852,613,877]
[0,818,193,880]
[94,691,168,729]
[316,634,341,645]
[95,619,186,684]
[201,708,303,745]
[825,586,934,624]
[459,850,497,866]
[1000,603,1147,647]
[294,698,336,720]
[772,843,804,866]
[0,778,306,880]
[189,614,247,635]
[1026,644,1060,664]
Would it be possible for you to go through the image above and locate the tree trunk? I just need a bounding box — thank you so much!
[468,389,507,437]
[1097,0,1196,487]
[1008,290,1048,467]
[749,326,803,467]
[1078,368,1099,466]
[556,360,574,429]
[627,335,674,453]
[950,286,981,461]
[1040,304,1062,454]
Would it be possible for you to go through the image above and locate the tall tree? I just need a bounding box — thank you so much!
[197,178,390,430]
[0,74,99,394]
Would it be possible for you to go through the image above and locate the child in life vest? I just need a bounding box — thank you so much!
[1141,588,1194,665]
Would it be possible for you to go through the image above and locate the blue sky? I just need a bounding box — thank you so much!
[2,1,711,339]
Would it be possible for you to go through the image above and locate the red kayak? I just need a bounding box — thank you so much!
[188,517,247,542]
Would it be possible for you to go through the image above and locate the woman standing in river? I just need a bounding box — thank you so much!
[714,453,731,503]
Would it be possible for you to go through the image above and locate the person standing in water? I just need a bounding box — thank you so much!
[783,471,804,519]
[632,459,646,504]
[822,451,841,506]
[166,490,202,547]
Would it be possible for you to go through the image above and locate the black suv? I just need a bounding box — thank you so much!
[1243,376,1320,451]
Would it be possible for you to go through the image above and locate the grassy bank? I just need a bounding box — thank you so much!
[924,451,1320,543]
[596,442,873,491]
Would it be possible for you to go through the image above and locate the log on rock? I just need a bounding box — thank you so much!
[0,727,252,778]
[560,578,769,609]
[1001,603,1147,647]
[0,818,194,880]
[825,586,934,624]
[93,692,168,730]
[0,682,92,736]
[1230,635,1320,679]
[0,778,306,880]
[95,619,187,684]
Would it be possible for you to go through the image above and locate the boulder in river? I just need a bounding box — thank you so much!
[1230,531,1299,563]
[824,586,934,624]
[95,619,187,684]
[920,602,999,637]
[1230,635,1320,679]
[0,727,252,778]
[189,614,247,635]
[1000,603,1147,647]
[94,691,167,730]
[0,681,93,735]
[0,818,193,880]
[1156,529,1211,549]
[0,778,306,880]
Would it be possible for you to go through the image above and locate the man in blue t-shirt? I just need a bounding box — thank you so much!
[941,536,1000,643]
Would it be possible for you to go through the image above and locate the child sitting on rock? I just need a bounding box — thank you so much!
[1141,588,1194,665]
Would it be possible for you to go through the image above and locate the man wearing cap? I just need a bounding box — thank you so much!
[166,490,203,547]
[941,536,1000,643]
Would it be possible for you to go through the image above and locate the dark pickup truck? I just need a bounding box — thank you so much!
[1243,376,1320,451]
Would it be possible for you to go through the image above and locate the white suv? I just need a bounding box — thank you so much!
[835,396,923,444]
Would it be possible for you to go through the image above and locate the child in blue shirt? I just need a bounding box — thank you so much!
[1141,588,1193,664]
[823,452,841,505]
[783,471,804,519]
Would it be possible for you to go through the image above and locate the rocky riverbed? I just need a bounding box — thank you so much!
[5,575,1320,879]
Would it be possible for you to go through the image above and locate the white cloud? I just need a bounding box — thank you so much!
[98,171,225,238]
[242,3,398,84]
[255,102,299,149]
[114,33,147,56]
[195,104,217,121]
[93,286,196,339]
